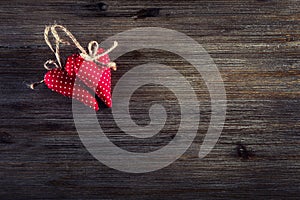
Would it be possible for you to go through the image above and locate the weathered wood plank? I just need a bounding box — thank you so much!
[0,0,299,199]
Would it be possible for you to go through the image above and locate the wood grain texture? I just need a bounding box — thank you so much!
[0,0,299,199]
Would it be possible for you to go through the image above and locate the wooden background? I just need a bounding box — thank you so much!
[0,0,299,199]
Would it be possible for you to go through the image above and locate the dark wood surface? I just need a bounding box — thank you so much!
[0,0,299,199]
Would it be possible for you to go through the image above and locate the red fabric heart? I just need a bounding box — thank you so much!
[65,48,112,107]
[44,68,99,111]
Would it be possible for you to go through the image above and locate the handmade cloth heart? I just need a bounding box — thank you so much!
[65,48,112,107]
[30,24,118,111]
[44,68,99,111]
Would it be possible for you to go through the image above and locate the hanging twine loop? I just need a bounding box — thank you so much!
[30,24,118,89]
[43,24,118,70]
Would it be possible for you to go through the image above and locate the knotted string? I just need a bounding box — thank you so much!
[29,24,118,89]
[81,40,118,70]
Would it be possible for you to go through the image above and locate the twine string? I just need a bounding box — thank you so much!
[44,24,88,69]
[43,60,60,70]
[88,41,99,58]
[44,24,118,70]
[30,24,118,89]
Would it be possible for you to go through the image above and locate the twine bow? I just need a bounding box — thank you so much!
[81,40,118,70]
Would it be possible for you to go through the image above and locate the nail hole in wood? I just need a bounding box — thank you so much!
[0,132,14,144]
[236,142,253,160]
[133,8,161,19]
[96,2,109,11]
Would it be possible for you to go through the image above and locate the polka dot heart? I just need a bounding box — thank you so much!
[65,48,113,108]
[32,24,118,111]
[44,68,99,111]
